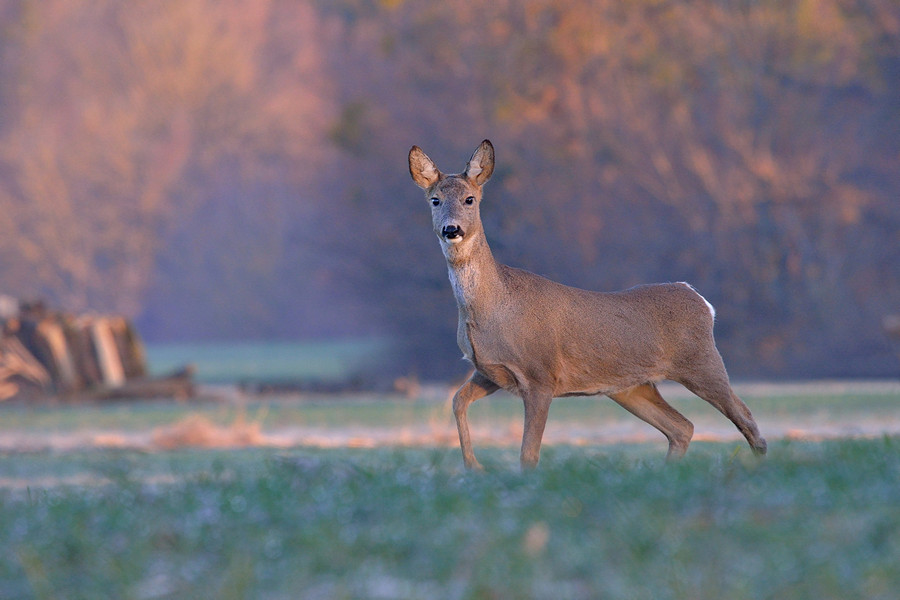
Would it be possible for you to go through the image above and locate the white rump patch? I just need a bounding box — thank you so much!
[677,281,716,320]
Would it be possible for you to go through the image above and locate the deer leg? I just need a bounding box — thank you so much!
[520,390,553,469]
[609,383,694,459]
[675,359,767,455]
[452,371,499,470]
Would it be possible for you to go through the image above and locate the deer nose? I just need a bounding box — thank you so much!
[442,224,464,240]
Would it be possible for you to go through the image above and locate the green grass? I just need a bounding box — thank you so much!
[2,386,897,430]
[1,387,899,599]
[2,440,900,599]
[144,338,388,384]
[1,387,896,444]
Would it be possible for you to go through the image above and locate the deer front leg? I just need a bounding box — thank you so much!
[520,390,553,469]
[452,371,499,470]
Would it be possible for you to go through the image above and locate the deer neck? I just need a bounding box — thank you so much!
[445,232,504,321]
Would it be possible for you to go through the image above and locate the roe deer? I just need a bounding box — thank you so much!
[408,140,768,469]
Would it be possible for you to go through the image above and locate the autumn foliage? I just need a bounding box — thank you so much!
[0,0,898,380]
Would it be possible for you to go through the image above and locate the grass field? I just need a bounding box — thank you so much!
[1,383,899,599]
[144,339,388,385]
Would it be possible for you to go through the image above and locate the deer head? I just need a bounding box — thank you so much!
[409,140,495,260]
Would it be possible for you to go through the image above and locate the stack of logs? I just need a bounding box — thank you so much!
[0,297,193,402]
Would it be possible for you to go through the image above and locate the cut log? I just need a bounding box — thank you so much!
[0,336,52,401]
[95,366,196,400]
[91,317,126,387]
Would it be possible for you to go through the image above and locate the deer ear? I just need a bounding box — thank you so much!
[409,146,441,189]
[465,139,494,186]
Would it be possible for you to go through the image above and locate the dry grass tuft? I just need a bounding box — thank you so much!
[151,412,266,450]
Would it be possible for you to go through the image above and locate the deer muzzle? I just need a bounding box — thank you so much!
[441,224,464,242]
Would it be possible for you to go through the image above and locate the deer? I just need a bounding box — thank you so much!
[408,140,768,469]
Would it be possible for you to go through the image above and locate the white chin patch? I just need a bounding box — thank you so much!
[443,236,464,245]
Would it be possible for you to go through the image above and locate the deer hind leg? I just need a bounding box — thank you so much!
[675,354,767,455]
[609,383,694,459]
[452,371,499,470]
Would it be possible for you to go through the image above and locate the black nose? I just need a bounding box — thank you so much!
[442,225,464,239]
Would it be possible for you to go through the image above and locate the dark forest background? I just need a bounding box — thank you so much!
[1,0,898,381]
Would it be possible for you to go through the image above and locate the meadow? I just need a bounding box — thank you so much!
[1,381,899,599]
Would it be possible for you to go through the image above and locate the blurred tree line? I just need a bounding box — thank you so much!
[0,0,898,380]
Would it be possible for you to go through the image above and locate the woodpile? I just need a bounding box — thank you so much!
[0,296,193,402]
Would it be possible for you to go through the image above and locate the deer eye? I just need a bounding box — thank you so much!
[465,196,475,205]
[431,198,440,206]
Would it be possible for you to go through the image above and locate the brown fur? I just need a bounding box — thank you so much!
[409,140,767,469]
